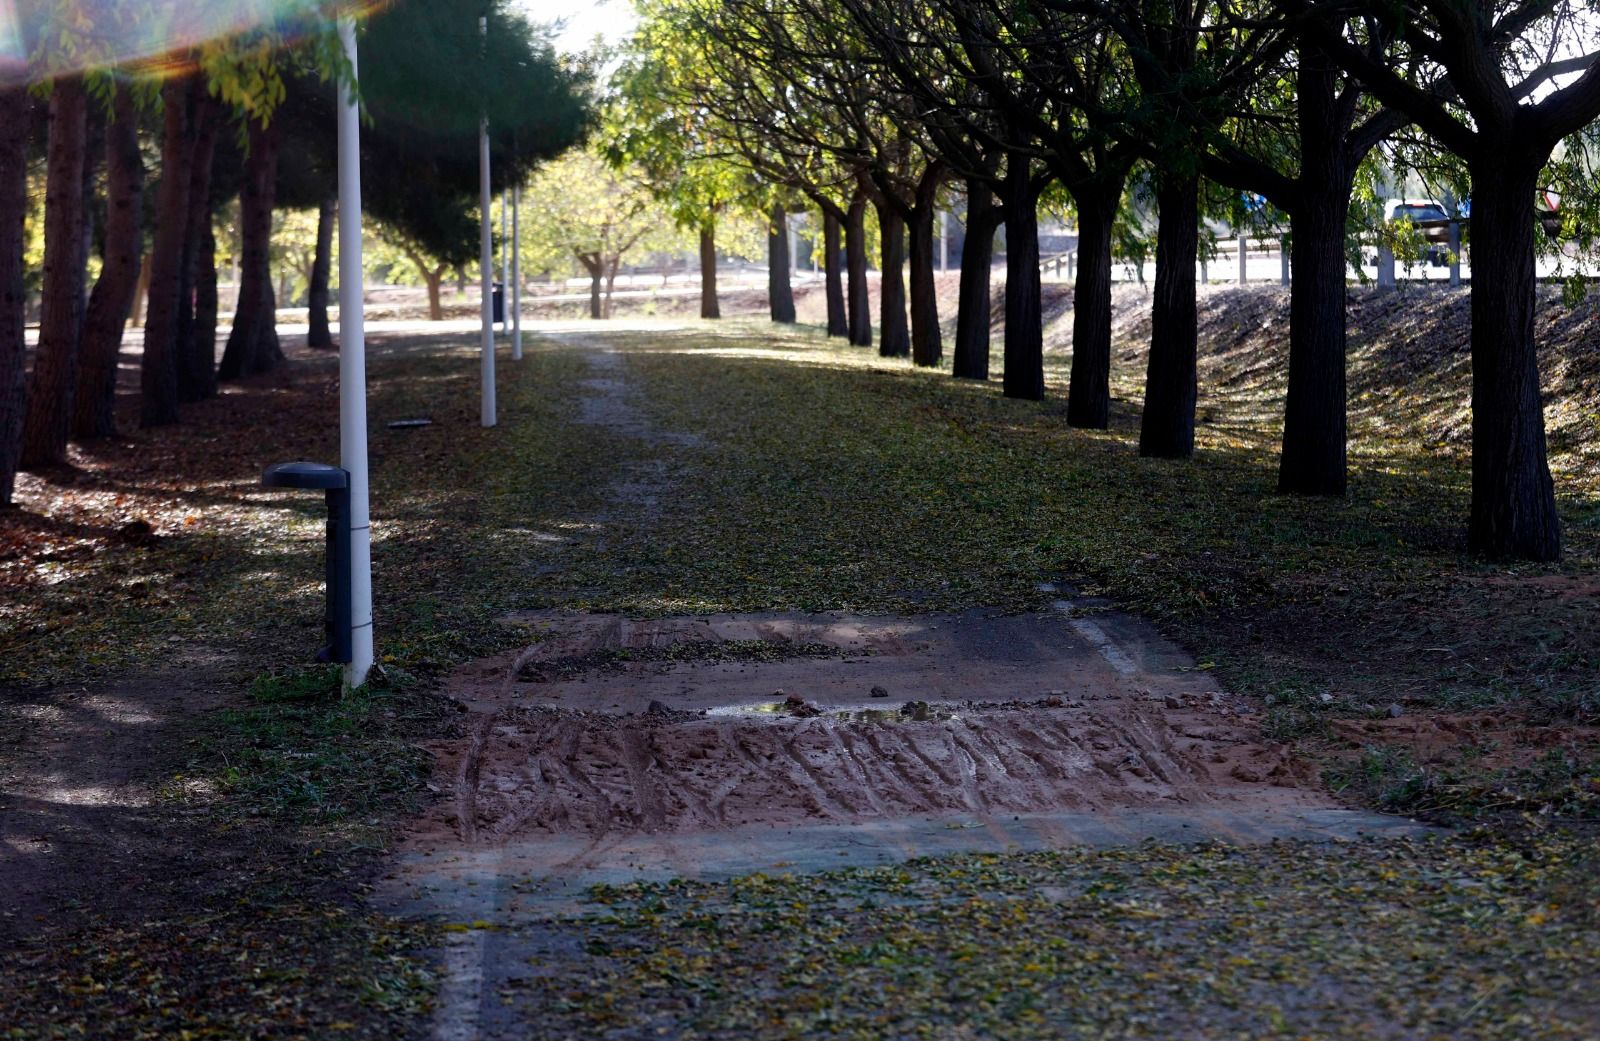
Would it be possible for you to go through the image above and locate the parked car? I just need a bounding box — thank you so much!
[1382,199,1455,267]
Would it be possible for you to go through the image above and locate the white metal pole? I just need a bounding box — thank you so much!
[511,181,522,360]
[1237,231,1248,284]
[336,16,373,689]
[478,16,496,427]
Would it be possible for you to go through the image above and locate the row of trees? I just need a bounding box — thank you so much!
[607,0,1600,562]
[0,0,589,507]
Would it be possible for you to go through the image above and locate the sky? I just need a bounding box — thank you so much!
[517,0,638,52]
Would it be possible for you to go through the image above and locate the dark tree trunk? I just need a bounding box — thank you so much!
[876,201,909,358]
[219,116,283,380]
[21,77,88,467]
[1279,176,1353,495]
[767,205,795,323]
[141,78,192,425]
[1000,162,1043,401]
[307,193,336,348]
[0,87,31,505]
[584,258,602,319]
[907,196,942,368]
[698,221,720,319]
[1140,173,1200,458]
[177,90,219,402]
[1466,154,1560,560]
[1065,187,1120,428]
[74,85,143,440]
[845,195,871,347]
[190,220,218,384]
[953,182,997,381]
[1276,52,1354,496]
[822,209,847,337]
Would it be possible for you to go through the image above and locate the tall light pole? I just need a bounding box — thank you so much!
[477,14,496,427]
[336,15,373,688]
[511,181,522,360]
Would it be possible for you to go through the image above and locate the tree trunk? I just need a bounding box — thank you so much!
[907,196,942,368]
[128,252,150,327]
[845,195,871,347]
[425,268,443,320]
[583,255,603,319]
[307,193,336,348]
[1466,154,1560,560]
[0,87,31,505]
[1065,188,1120,428]
[1000,163,1043,401]
[768,204,795,323]
[953,182,997,381]
[219,116,284,380]
[1140,173,1200,458]
[75,84,143,440]
[822,209,847,337]
[604,258,620,319]
[699,221,720,319]
[190,220,218,386]
[177,90,219,402]
[876,201,910,358]
[141,78,192,425]
[1278,176,1352,495]
[21,76,88,467]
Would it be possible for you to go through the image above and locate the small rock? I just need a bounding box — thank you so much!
[1319,692,1335,704]
[1387,703,1405,719]
[869,685,889,699]
[784,694,822,717]
[1163,694,1184,710]
[1043,695,1065,708]
[899,700,932,720]
[646,700,673,716]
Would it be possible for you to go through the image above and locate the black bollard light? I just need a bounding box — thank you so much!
[263,461,353,664]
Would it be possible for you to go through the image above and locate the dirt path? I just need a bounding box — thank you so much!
[377,333,1425,1041]
[0,671,231,944]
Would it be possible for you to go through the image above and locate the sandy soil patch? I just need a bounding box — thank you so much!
[402,607,1338,855]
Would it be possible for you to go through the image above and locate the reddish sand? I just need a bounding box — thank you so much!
[405,609,1330,853]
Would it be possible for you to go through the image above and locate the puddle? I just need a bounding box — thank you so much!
[702,700,959,723]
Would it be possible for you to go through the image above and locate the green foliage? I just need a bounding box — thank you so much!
[205,667,440,822]
[518,147,688,286]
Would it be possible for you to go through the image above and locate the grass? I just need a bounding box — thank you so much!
[2,287,1597,1036]
[512,830,1600,1040]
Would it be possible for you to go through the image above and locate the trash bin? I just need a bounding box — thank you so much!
[262,461,352,664]
[492,282,505,324]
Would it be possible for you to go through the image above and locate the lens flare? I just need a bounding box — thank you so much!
[0,0,383,85]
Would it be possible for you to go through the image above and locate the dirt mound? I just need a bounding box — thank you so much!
[404,610,1331,851]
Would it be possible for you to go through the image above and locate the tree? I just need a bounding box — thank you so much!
[20,74,88,465]
[703,0,949,363]
[218,111,285,380]
[0,87,33,505]
[604,26,766,322]
[140,74,196,424]
[178,89,223,401]
[1198,30,1408,496]
[1297,0,1600,559]
[74,80,146,439]
[305,194,335,347]
[353,0,591,320]
[519,149,686,319]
